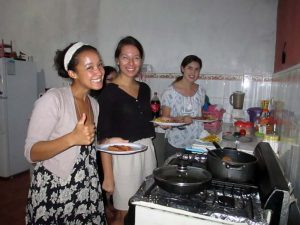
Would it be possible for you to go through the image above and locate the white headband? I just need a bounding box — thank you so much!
[64,42,86,71]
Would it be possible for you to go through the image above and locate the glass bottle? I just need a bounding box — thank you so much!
[150,92,161,119]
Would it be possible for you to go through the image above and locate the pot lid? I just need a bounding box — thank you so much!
[153,165,212,185]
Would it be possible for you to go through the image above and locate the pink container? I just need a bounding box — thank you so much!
[202,105,225,120]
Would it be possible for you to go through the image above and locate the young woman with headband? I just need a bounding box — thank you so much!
[24,42,125,224]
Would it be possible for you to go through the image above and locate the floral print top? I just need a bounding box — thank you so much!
[161,85,206,148]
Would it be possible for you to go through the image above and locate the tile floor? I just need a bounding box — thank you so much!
[0,170,30,225]
[0,170,116,225]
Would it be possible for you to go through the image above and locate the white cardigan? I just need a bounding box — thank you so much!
[24,86,99,178]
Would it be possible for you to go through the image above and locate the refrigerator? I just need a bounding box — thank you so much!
[0,58,38,177]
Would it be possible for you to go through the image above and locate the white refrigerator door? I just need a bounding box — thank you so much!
[0,59,37,177]
[0,59,9,176]
[0,95,9,176]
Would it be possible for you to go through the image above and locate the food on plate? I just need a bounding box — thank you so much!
[195,115,216,120]
[200,134,220,143]
[205,115,216,120]
[153,117,176,123]
[193,115,216,120]
[192,116,206,120]
[108,145,132,151]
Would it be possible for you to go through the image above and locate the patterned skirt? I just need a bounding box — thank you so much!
[26,145,106,225]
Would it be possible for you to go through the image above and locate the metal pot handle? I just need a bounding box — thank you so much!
[223,162,244,170]
[229,93,234,106]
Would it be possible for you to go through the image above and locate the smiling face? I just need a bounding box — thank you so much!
[181,61,201,83]
[116,45,142,78]
[70,50,105,91]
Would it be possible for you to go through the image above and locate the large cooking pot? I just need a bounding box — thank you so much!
[153,160,212,194]
[207,142,257,183]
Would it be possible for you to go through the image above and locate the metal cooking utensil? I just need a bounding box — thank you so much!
[206,147,221,159]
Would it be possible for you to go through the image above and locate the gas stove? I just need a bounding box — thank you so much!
[131,179,267,224]
[127,142,291,225]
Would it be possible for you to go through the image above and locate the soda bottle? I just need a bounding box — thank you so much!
[150,92,161,119]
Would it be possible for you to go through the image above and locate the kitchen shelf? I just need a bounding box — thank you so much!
[0,39,16,58]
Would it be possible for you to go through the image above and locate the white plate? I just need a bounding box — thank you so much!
[193,118,218,123]
[151,121,187,127]
[96,143,147,155]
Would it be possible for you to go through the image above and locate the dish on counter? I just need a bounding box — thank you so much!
[201,134,221,143]
[196,130,222,144]
[151,117,187,127]
[96,143,147,155]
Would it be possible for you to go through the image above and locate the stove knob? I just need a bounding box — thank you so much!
[189,154,196,160]
[195,154,207,163]
[176,152,183,158]
[181,154,189,160]
[194,155,201,161]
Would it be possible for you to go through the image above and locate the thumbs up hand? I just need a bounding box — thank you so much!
[72,113,96,146]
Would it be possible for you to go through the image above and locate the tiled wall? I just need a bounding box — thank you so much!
[144,69,300,214]
[142,73,272,122]
[271,64,300,204]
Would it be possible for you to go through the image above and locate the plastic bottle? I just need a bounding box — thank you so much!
[263,134,279,155]
[151,92,161,119]
[255,104,270,136]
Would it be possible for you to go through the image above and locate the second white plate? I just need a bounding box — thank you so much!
[193,118,218,123]
[151,121,187,127]
[96,143,148,155]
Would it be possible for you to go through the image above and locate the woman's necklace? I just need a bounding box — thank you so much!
[74,96,92,123]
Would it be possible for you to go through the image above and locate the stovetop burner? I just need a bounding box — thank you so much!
[218,195,235,208]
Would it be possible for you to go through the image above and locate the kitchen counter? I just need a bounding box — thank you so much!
[190,122,263,154]
[190,138,260,155]
[153,122,263,166]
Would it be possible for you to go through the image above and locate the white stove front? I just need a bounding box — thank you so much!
[133,201,249,225]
